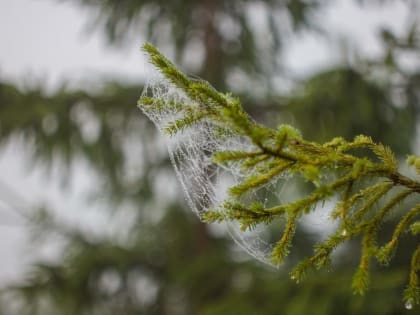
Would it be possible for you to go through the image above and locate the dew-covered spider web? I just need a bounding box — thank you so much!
[138,74,329,266]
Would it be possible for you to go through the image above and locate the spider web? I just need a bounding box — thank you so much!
[139,75,287,266]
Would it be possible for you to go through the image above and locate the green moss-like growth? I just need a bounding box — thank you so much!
[138,43,420,306]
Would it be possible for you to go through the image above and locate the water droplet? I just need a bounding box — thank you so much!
[341,229,347,237]
[290,275,295,280]
[405,300,413,310]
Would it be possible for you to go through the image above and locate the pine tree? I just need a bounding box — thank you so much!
[139,43,420,307]
[2,1,420,314]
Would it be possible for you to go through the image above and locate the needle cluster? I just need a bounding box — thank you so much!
[138,43,420,306]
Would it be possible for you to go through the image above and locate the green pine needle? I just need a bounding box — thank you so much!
[141,43,420,305]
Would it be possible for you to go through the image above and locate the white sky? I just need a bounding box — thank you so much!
[0,0,415,285]
[0,0,147,91]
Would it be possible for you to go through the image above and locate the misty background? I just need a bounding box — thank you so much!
[0,0,419,314]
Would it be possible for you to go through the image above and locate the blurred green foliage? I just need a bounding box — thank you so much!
[63,0,320,88]
[0,0,419,314]
[287,67,418,155]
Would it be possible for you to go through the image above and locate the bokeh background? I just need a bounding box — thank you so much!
[0,0,419,314]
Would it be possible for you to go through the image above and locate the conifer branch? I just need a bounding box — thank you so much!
[139,43,420,306]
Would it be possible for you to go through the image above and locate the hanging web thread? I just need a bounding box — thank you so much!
[139,75,287,266]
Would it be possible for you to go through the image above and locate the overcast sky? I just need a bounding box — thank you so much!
[0,0,412,87]
[0,0,148,91]
[0,0,415,285]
